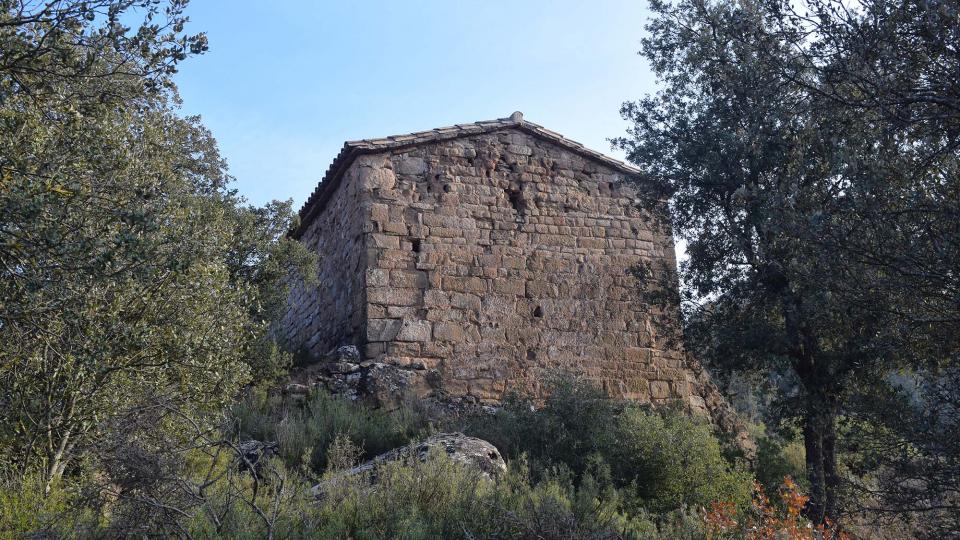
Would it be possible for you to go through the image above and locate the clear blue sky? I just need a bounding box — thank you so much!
[174,1,656,208]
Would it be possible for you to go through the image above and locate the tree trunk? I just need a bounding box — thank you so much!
[823,407,840,520]
[803,403,840,524]
[803,411,826,523]
[783,287,841,523]
[44,428,71,495]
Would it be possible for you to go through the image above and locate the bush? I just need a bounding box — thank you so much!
[231,388,431,474]
[612,406,753,513]
[286,452,674,539]
[466,376,623,480]
[465,377,753,514]
[0,473,80,539]
[754,429,807,497]
[705,477,849,540]
[2,382,755,539]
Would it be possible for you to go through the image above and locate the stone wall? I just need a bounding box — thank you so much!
[280,164,368,359]
[354,129,693,405]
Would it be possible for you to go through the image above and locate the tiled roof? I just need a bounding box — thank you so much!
[291,112,642,238]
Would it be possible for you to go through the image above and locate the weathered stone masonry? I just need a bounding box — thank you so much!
[283,113,726,419]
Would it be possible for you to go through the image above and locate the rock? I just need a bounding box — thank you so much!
[311,432,506,496]
[325,362,359,375]
[283,383,311,395]
[395,319,432,342]
[328,345,360,363]
[362,362,432,407]
[237,440,278,472]
[684,354,757,459]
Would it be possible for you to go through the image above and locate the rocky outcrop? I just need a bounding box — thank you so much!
[237,440,278,473]
[286,344,436,407]
[311,432,506,496]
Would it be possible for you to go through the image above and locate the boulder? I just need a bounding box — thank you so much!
[325,361,360,375]
[361,362,434,407]
[283,383,311,395]
[237,440,278,473]
[328,345,360,363]
[311,432,506,496]
[284,344,439,407]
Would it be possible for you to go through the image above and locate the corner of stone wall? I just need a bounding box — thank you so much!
[683,352,757,459]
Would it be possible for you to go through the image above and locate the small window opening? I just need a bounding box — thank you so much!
[411,239,422,253]
[533,305,544,318]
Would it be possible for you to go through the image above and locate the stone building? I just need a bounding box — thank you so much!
[283,112,733,424]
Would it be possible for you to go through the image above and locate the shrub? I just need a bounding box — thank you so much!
[467,376,624,481]
[231,389,431,474]
[705,477,849,540]
[612,406,753,513]
[310,452,679,539]
[466,377,753,514]
[754,430,807,497]
[0,473,80,539]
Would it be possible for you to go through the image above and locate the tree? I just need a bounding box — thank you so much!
[844,368,960,537]
[617,0,959,524]
[0,0,314,492]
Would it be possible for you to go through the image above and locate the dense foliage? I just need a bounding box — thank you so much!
[617,0,959,527]
[1,381,784,539]
[233,389,431,474]
[0,0,313,494]
[467,378,754,514]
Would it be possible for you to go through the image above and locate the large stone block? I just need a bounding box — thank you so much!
[368,287,421,306]
[358,167,396,190]
[442,276,486,294]
[396,319,432,342]
[650,380,672,400]
[391,270,429,289]
[368,319,402,342]
[396,156,427,175]
[433,322,467,342]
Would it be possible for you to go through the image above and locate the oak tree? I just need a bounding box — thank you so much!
[619,0,959,524]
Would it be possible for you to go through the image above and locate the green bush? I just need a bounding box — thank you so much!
[0,472,99,539]
[232,388,431,474]
[753,428,807,497]
[3,382,746,539]
[185,451,681,540]
[612,407,753,513]
[465,376,624,480]
[465,377,753,514]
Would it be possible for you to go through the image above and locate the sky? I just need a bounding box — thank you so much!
[173,0,657,208]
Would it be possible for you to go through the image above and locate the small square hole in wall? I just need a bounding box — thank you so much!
[411,239,422,253]
[533,305,544,318]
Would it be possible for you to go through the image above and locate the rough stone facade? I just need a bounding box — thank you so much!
[283,113,723,420]
[281,161,367,356]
